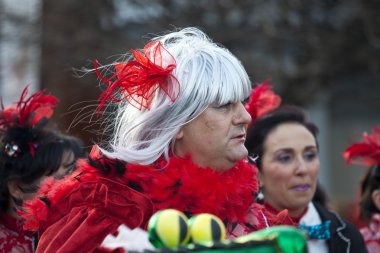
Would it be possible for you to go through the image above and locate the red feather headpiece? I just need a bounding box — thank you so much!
[0,86,59,157]
[343,127,380,167]
[245,80,281,126]
[95,41,180,112]
[0,86,59,133]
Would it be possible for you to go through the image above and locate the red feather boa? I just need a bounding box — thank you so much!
[21,147,284,235]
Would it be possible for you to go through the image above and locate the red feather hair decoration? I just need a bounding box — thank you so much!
[95,41,180,112]
[343,127,380,167]
[245,80,281,126]
[0,86,59,157]
[0,86,58,132]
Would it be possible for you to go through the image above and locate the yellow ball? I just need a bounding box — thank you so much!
[148,209,190,248]
[189,213,226,244]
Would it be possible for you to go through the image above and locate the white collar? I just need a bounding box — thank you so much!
[300,202,329,253]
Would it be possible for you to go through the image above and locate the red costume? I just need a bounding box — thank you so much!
[0,214,34,253]
[20,36,286,252]
[21,147,285,252]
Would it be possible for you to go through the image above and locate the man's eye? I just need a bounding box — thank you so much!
[216,102,232,109]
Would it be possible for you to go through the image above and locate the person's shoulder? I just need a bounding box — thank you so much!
[312,201,361,233]
[311,201,336,220]
[312,202,368,252]
[343,222,369,253]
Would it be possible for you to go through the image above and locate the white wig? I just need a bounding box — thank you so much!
[101,27,252,164]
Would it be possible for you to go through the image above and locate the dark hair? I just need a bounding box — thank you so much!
[246,105,319,170]
[0,127,67,213]
[59,134,86,160]
[359,165,380,221]
[246,105,324,205]
[313,182,329,207]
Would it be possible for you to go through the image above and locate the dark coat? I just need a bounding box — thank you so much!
[313,202,368,253]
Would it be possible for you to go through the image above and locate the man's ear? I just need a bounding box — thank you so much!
[175,129,184,140]
[371,189,380,210]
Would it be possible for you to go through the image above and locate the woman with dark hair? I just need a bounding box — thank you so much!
[344,127,380,253]
[0,87,73,252]
[246,105,367,253]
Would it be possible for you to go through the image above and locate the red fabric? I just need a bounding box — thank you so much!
[21,147,287,252]
[0,214,34,253]
[34,178,153,253]
[95,41,179,112]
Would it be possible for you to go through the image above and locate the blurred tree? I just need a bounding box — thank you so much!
[0,0,42,104]
[40,0,380,146]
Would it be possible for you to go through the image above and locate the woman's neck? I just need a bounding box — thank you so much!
[288,207,308,218]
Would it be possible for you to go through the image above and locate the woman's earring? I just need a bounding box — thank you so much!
[255,187,264,203]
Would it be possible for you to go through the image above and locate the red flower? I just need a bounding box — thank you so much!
[245,80,281,126]
[344,127,380,167]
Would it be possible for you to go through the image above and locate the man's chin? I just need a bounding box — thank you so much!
[228,150,249,164]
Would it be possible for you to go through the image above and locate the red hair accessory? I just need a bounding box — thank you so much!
[0,86,59,133]
[343,127,380,167]
[95,41,180,112]
[4,141,21,157]
[245,80,281,126]
[0,86,58,157]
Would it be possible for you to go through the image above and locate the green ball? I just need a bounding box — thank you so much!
[148,209,190,249]
[189,213,226,244]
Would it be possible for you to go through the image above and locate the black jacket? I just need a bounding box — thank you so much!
[313,202,368,253]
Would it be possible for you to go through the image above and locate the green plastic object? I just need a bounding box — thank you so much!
[234,225,307,253]
[153,225,307,253]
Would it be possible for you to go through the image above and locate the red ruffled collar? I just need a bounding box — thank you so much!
[264,202,305,226]
[22,146,276,233]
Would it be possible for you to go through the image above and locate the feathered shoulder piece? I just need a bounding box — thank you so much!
[343,126,380,167]
[0,86,58,133]
[245,80,281,126]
